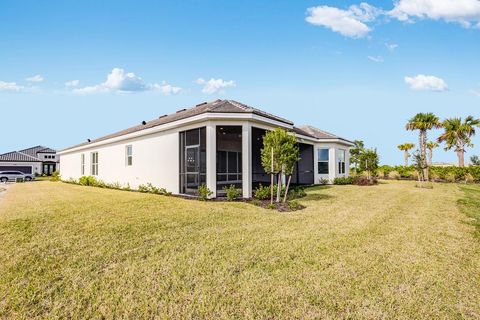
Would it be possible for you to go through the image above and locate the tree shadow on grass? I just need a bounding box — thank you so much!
[302,193,334,202]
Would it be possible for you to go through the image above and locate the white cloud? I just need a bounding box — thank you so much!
[305,3,381,38]
[389,0,480,27]
[73,68,181,95]
[368,55,384,62]
[25,74,44,82]
[0,81,25,92]
[65,80,80,87]
[195,78,236,94]
[151,81,182,95]
[385,42,399,51]
[404,74,448,91]
[470,89,480,97]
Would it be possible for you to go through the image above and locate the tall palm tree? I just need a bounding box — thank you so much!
[425,141,439,166]
[397,143,415,166]
[406,113,442,181]
[437,116,480,167]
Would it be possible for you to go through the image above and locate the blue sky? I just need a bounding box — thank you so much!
[1,0,479,165]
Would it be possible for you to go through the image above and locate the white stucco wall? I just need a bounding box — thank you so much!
[60,127,181,192]
[313,143,351,184]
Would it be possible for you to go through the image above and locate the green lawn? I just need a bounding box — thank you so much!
[0,181,479,319]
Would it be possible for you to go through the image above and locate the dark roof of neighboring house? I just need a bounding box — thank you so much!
[19,145,56,157]
[296,125,353,143]
[0,151,42,162]
[64,99,295,150]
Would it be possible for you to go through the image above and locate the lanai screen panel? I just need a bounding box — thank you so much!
[216,126,242,194]
[179,127,206,195]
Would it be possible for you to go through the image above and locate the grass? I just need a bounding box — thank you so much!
[458,184,480,238]
[0,181,479,319]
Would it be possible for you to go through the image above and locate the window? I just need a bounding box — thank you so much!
[126,145,133,166]
[318,149,329,174]
[338,149,346,174]
[81,154,85,175]
[91,152,98,176]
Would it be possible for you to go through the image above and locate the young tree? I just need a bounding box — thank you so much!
[349,140,365,171]
[470,155,480,166]
[358,148,379,179]
[397,143,415,166]
[438,116,480,167]
[261,128,300,203]
[406,113,442,181]
[425,141,439,166]
[282,139,300,203]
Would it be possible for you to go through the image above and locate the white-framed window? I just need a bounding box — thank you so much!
[318,149,329,174]
[126,145,133,166]
[91,152,99,176]
[81,153,85,175]
[338,149,346,174]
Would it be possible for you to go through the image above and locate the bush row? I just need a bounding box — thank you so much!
[253,184,307,200]
[333,176,378,186]
[376,165,480,183]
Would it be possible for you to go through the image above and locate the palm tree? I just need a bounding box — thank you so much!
[425,141,439,166]
[397,143,415,166]
[406,113,442,181]
[437,116,480,167]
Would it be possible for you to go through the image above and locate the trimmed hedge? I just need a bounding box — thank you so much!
[376,165,480,183]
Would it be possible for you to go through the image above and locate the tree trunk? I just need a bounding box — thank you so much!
[404,150,409,167]
[276,172,282,203]
[283,175,292,203]
[428,149,433,166]
[421,131,429,181]
[270,148,274,205]
[458,150,465,167]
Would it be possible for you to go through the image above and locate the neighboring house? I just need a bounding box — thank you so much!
[59,100,354,198]
[0,146,59,176]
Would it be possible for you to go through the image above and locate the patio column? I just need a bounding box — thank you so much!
[242,123,252,198]
[329,147,336,182]
[206,122,217,198]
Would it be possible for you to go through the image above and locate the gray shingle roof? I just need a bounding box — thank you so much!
[0,151,42,162]
[64,99,294,150]
[18,145,56,157]
[297,125,353,143]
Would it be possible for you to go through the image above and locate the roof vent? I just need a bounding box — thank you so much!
[159,114,168,118]
[196,102,207,107]
[141,121,147,125]
[176,108,187,113]
[87,139,91,143]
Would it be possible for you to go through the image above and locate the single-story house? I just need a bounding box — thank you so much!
[58,100,354,198]
[0,146,59,175]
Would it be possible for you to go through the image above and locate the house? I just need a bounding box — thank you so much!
[0,146,59,176]
[58,100,354,198]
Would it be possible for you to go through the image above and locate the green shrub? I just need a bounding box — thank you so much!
[50,171,60,182]
[445,172,456,183]
[253,184,271,200]
[138,183,172,195]
[123,183,131,191]
[266,203,276,210]
[388,171,401,180]
[223,184,242,201]
[333,177,353,185]
[79,176,98,186]
[198,184,213,201]
[287,186,307,200]
[287,200,302,210]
